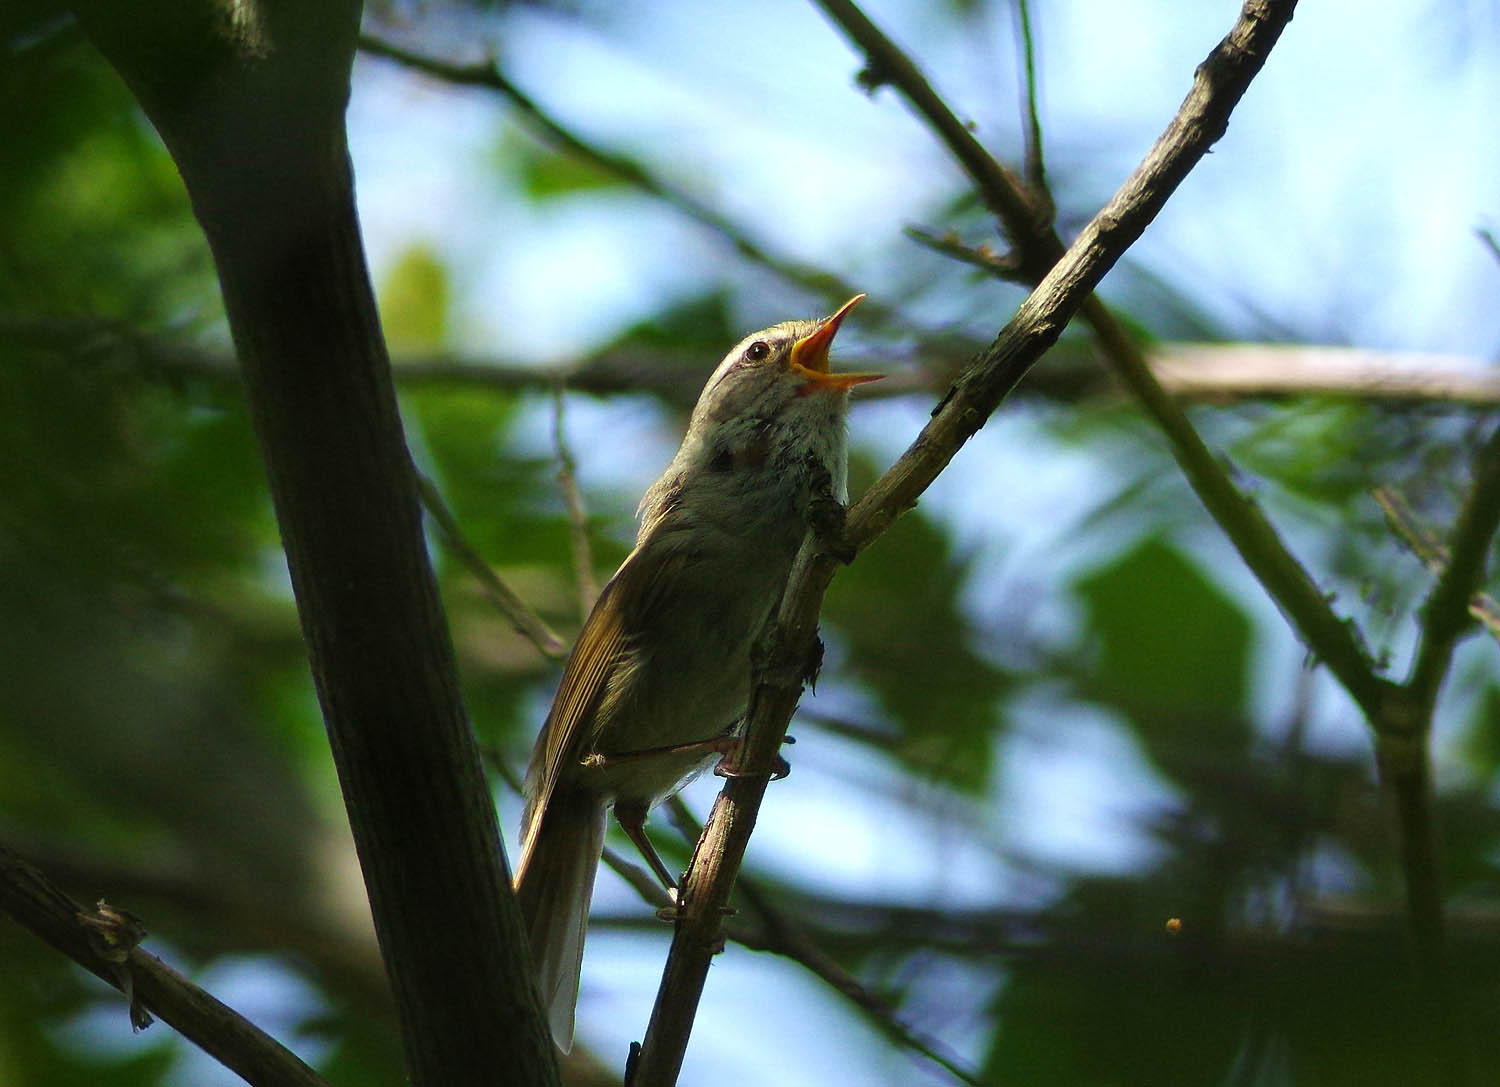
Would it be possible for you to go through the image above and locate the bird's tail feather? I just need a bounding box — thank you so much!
[513,789,607,1051]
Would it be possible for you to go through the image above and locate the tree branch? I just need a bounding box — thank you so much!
[833,0,1397,728]
[1082,296,1400,724]
[551,386,600,619]
[1011,0,1049,200]
[0,842,327,1087]
[631,3,1301,1082]
[1374,487,1500,642]
[1407,423,1500,714]
[813,0,1057,280]
[418,473,568,661]
[1372,424,1500,1087]
[12,309,1498,409]
[661,798,983,1086]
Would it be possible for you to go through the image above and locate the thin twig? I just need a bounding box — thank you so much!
[13,311,1498,408]
[356,34,884,324]
[417,474,567,661]
[0,842,328,1087]
[905,224,1027,281]
[631,4,1302,1082]
[662,797,983,1085]
[837,0,1396,727]
[878,0,1468,1057]
[1374,486,1500,643]
[813,0,1058,280]
[1406,423,1500,714]
[735,880,985,1087]
[551,385,599,618]
[1083,300,1398,722]
[1377,741,1468,1084]
[1476,227,1500,267]
[1011,0,1049,197]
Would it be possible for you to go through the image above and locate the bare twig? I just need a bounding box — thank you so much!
[1081,300,1400,722]
[0,842,328,1087]
[1374,487,1500,643]
[1375,425,1500,1086]
[814,0,1058,280]
[849,0,1395,727]
[1476,227,1500,267]
[661,797,983,1085]
[356,34,882,324]
[1407,424,1500,713]
[12,310,1497,409]
[1011,0,1049,198]
[734,880,985,1087]
[905,225,1026,282]
[630,3,1302,1082]
[843,2,1476,1067]
[551,386,599,618]
[417,475,568,661]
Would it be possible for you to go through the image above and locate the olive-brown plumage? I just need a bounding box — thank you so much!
[513,296,876,1049]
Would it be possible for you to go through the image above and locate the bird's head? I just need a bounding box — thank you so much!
[691,294,881,431]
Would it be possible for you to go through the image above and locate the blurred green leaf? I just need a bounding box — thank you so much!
[509,135,630,200]
[1073,537,1252,764]
[381,244,451,351]
[825,455,1011,793]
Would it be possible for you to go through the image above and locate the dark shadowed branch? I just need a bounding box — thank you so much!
[69,2,557,1083]
[0,842,328,1087]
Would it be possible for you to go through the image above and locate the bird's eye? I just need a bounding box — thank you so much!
[745,341,771,361]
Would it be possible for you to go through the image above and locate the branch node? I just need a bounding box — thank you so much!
[78,900,153,1031]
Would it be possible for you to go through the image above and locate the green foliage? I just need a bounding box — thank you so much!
[503,130,632,201]
[381,244,451,351]
[826,455,1011,793]
[1074,536,1252,766]
[0,38,213,321]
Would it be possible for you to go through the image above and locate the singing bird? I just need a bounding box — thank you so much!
[514,295,878,1048]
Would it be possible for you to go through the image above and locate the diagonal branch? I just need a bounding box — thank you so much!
[828,0,1394,726]
[418,474,568,661]
[660,797,983,1085]
[1407,423,1500,714]
[551,386,600,619]
[0,842,327,1087]
[1011,0,1049,199]
[814,0,1059,282]
[1374,486,1500,643]
[630,3,1301,1082]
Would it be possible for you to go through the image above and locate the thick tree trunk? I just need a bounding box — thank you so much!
[71,3,557,1083]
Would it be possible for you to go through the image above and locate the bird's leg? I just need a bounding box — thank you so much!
[613,799,680,898]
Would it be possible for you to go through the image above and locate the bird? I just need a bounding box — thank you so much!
[512,294,879,1050]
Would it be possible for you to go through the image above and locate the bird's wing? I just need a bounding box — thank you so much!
[515,537,686,882]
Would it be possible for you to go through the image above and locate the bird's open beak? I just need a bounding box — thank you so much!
[789,294,882,391]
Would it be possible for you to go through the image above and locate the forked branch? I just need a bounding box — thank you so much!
[630,2,1302,1082]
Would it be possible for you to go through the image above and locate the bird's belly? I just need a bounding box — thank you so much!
[581,554,783,805]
